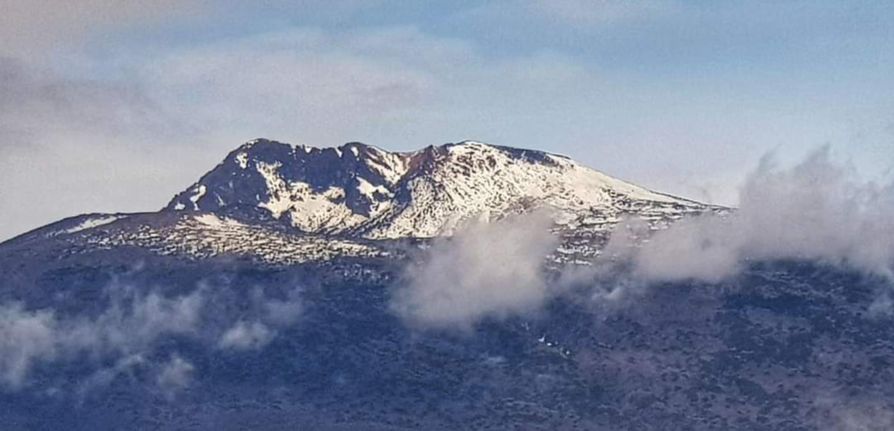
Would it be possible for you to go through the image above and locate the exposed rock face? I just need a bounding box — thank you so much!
[2,138,715,267]
[164,139,708,239]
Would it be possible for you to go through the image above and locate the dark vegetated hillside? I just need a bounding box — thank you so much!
[1,245,891,430]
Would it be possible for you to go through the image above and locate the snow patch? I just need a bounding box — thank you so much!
[364,152,410,185]
[255,161,289,219]
[255,161,367,231]
[188,185,206,210]
[193,214,244,228]
[235,152,249,169]
[356,177,392,200]
[62,216,124,235]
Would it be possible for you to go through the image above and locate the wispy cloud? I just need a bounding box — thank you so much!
[0,281,303,390]
[818,397,894,431]
[0,304,58,388]
[0,0,208,56]
[76,354,145,397]
[0,288,203,389]
[79,287,206,354]
[391,211,558,331]
[156,355,195,397]
[588,147,894,286]
[0,57,169,151]
[0,57,194,241]
[136,27,446,142]
[218,321,274,351]
[258,287,303,326]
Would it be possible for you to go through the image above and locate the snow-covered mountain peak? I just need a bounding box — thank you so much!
[2,138,720,266]
[165,138,711,239]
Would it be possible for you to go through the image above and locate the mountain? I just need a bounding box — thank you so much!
[5,139,714,266]
[164,139,706,239]
[0,139,890,431]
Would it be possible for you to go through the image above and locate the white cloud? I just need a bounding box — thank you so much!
[0,304,58,388]
[156,355,194,395]
[68,288,205,355]
[819,398,894,431]
[0,281,308,390]
[216,287,303,350]
[261,292,304,327]
[557,216,651,302]
[391,211,558,330]
[0,288,203,390]
[632,147,894,283]
[77,354,145,396]
[868,293,894,318]
[634,215,743,283]
[218,321,274,351]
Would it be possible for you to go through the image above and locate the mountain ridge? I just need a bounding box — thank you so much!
[1,138,721,266]
[162,138,712,240]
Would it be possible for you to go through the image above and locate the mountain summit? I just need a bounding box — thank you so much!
[3,138,715,267]
[164,138,706,239]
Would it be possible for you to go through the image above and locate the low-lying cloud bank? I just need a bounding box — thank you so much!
[818,396,894,431]
[635,147,894,283]
[391,212,558,331]
[0,289,202,389]
[393,147,894,331]
[0,283,303,391]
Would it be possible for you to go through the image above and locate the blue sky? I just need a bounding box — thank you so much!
[1,0,892,240]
